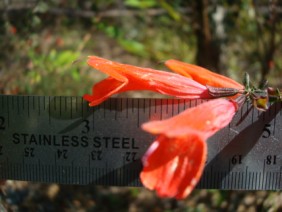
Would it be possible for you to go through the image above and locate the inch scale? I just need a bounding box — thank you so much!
[0,95,281,190]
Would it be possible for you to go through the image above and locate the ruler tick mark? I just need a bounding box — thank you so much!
[48,96,51,124]
[70,97,73,119]
[75,97,78,112]
[137,99,140,127]
[32,96,35,110]
[0,96,4,109]
[16,96,19,114]
[22,96,25,111]
[27,96,30,117]
[59,96,62,117]
[6,97,10,128]
[81,97,84,117]
[11,96,14,109]
[43,96,46,111]
[64,96,67,111]
[38,97,41,116]
[126,98,129,118]
[54,97,57,111]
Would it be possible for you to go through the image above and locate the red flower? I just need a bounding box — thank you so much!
[141,99,237,199]
[83,56,211,106]
[83,56,242,199]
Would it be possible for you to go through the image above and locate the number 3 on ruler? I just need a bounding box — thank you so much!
[82,120,90,134]
[0,116,5,130]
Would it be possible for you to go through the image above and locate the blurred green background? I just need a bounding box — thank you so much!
[0,0,282,211]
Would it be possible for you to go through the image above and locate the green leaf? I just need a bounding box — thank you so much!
[124,0,157,9]
[118,39,147,57]
[52,50,80,68]
[243,72,250,90]
[159,0,181,21]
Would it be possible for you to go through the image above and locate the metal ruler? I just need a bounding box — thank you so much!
[0,95,281,190]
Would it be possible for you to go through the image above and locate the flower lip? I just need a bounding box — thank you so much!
[84,56,213,106]
[140,133,207,199]
[165,59,244,90]
[140,98,237,199]
[142,98,237,138]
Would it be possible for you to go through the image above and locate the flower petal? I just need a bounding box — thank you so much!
[140,134,207,199]
[140,99,237,199]
[84,56,211,106]
[142,99,237,138]
[165,59,244,89]
[83,77,126,106]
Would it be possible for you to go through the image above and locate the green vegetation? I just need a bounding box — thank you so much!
[1,0,281,96]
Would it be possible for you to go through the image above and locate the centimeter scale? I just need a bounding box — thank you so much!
[0,95,281,190]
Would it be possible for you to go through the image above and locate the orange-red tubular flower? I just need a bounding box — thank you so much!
[165,59,244,90]
[83,56,211,106]
[141,99,237,199]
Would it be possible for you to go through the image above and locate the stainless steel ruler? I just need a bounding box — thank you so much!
[0,95,281,190]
